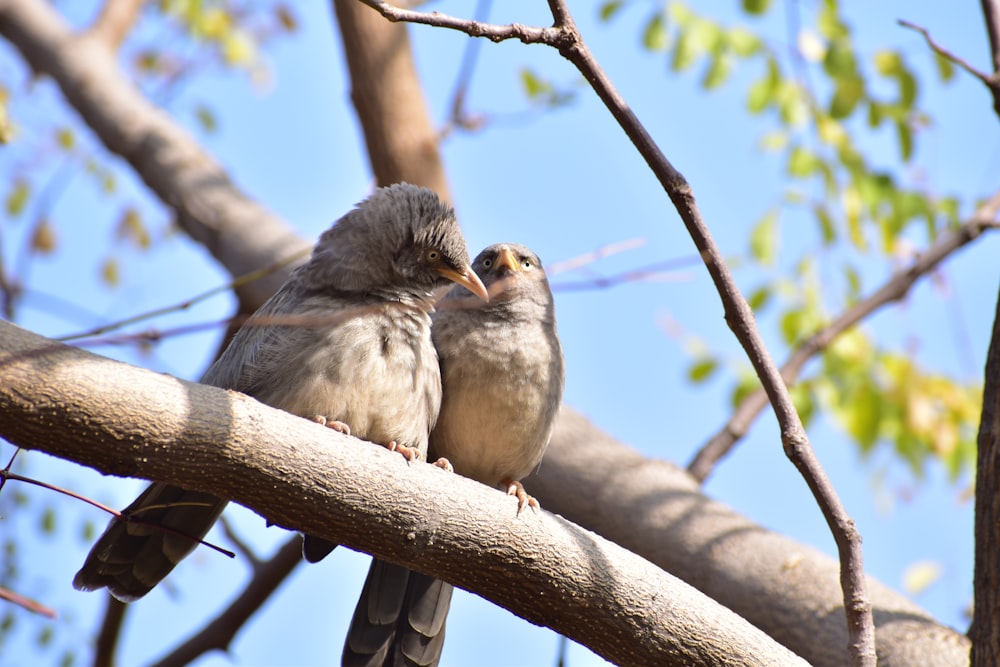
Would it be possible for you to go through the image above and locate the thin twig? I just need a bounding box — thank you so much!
[56,248,309,342]
[688,198,1000,481]
[86,0,144,51]
[898,19,995,87]
[361,1,876,663]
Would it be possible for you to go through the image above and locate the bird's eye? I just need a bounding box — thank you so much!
[426,249,441,262]
[482,258,493,269]
[521,258,534,270]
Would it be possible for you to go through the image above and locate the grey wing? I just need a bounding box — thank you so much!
[74,282,310,600]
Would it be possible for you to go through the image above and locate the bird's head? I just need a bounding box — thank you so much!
[301,183,487,302]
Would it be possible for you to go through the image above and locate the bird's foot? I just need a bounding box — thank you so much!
[502,478,540,515]
[311,415,351,436]
[432,457,454,472]
[385,440,422,463]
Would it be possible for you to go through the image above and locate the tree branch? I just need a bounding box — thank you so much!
[332,0,452,199]
[355,1,875,663]
[86,0,143,51]
[898,15,1000,120]
[0,320,807,667]
[531,412,971,667]
[0,0,308,311]
[688,195,1000,481]
[970,285,1000,665]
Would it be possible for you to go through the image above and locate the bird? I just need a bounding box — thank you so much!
[342,243,564,667]
[73,183,488,603]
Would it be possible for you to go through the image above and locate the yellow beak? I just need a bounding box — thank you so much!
[496,246,521,273]
[435,265,489,302]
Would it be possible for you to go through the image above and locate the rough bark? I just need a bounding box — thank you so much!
[0,320,807,667]
[0,1,976,664]
[332,0,451,200]
[971,286,1000,665]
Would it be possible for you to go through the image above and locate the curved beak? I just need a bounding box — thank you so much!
[435,265,489,302]
[496,246,521,272]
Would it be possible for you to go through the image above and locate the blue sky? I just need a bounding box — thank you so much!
[2,1,998,665]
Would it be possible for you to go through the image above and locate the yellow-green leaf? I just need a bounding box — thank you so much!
[902,560,942,596]
[750,209,779,265]
[643,13,668,52]
[5,179,29,217]
[56,127,75,150]
[742,0,772,16]
[688,357,719,383]
[101,257,120,288]
[599,0,625,22]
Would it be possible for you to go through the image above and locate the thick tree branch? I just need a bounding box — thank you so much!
[356,1,875,663]
[86,0,143,51]
[689,195,1000,481]
[982,0,1000,76]
[531,413,971,667]
[970,285,1000,665]
[0,1,978,663]
[332,0,451,199]
[0,321,807,667]
[0,0,308,311]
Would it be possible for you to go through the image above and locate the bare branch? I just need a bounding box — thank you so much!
[689,197,1000,481]
[970,277,1000,665]
[899,18,1000,119]
[898,20,996,86]
[981,0,1000,74]
[360,1,875,662]
[86,0,143,51]
[332,0,451,198]
[0,321,808,667]
[357,0,568,47]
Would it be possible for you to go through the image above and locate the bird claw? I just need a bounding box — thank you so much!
[311,416,351,436]
[432,457,454,472]
[385,440,422,463]
[503,479,540,515]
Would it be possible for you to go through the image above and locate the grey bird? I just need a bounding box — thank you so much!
[73,183,488,603]
[342,243,565,666]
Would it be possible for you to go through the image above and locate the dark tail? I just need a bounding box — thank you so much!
[73,482,227,602]
[342,558,453,667]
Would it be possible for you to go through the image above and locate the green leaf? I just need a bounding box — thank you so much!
[194,104,217,133]
[101,257,120,288]
[56,127,75,150]
[688,357,719,383]
[702,52,730,89]
[748,285,772,311]
[787,145,819,177]
[934,52,955,82]
[815,203,836,245]
[41,506,56,534]
[599,0,625,22]
[873,50,901,75]
[519,68,551,100]
[829,75,864,119]
[643,12,668,52]
[750,209,779,265]
[742,0,772,15]
[5,179,29,217]
[726,27,761,58]
[902,561,942,595]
